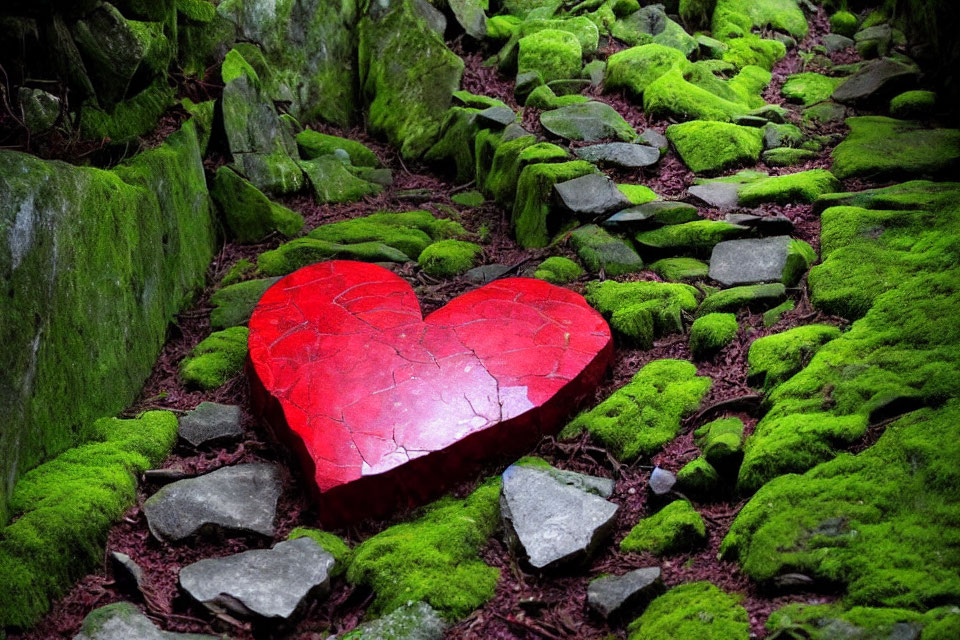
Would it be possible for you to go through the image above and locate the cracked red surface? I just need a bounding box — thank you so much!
[248,261,613,523]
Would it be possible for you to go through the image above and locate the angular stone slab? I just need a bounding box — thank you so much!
[570,225,645,276]
[588,567,664,618]
[178,402,243,447]
[573,143,660,169]
[603,201,700,230]
[500,463,619,571]
[540,102,636,142]
[143,464,282,541]
[477,106,517,128]
[179,537,334,620]
[248,261,612,524]
[725,213,795,236]
[710,236,802,286]
[554,173,632,216]
[345,602,447,640]
[74,602,218,640]
[688,183,741,209]
[832,58,919,105]
[648,466,676,496]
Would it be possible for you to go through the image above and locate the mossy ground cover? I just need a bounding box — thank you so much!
[627,582,750,640]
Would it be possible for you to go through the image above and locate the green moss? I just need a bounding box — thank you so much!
[617,184,658,205]
[762,147,819,166]
[723,401,960,608]
[635,220,749,256]
[79,80,175,143]
[517,29,582,85]
[299,155,383,204]
[627,582,749,640]
[296,130,380,167]
[346,478,501,620]
[766,602,960,639]
[781,72,846,106]
[562,360,711,460]
[0,412,177,629]
[533,256,583,283]
[418,240,483,277]
[485,137,568,206]
[220,259,256,287]
[802,101,847,128]
[524,85,591,109]
[453,90,511,110]
[677,457,720,496]
[679,0,718,30]
[621,500,707,555]
[309,219,432,261]
[689,313,738,360]
[210,278,278,329]
[179,327,249,390]
[211,166,303,242]
[288,528,352,577]
[832,116,960,180]
[358,0,464,159]
[604,44,689,97]
[889,90,938,119]
[650,257,709,281]
[516,17,601,56]
[569,225,645,277]
[586,280,700,342]
[666,121,764,174]
[257,238,410,276]
[610,7,697,56]
[451,190,485,207]
[425,107,484,183]
[829,10,858,38]
[644,69,753,122]
[738,170,841,206]
[694,416,745,469]
[721,35,787,71]
[697,284,787,316]
[712,0,808,40]
[762,299,794,326]
[512,160,597,248]
[748,324,842,391]
[539,101,637,142]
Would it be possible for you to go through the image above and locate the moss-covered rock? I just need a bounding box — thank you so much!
[485,137,569,206]
[713,0,808,40]
[358,0,464,159]
[676,457,721,496]
[307,211,466,261]
[0,412,178,629]
[604,44,688,97]
[679,0,717,31]
[298,155,383,204]
[621,500,707,555]
[689,313,738,359]
[418,240,483,277]
[533,256,583,284]
[832,117,960,180]
[737,169,841,206]
[586,280,700,347]
[617,184,659,205]
[179,326,249,390]
[209,277,279,329]
[767,602,960,640]
[697,283,787,316]
[829,10,859,38]
[346,478,501,620]
[644,69,756,122]
[889,90,937,119]
[627,582,749,640]
[650,257,709,281]
[781,72,846,106]
[296,130,379,167]
[512,160,597,247]
[562,360,711,460]
[611,5,698,56]
[762,299,794,327]
[258,238,410,276]
[748,324,842,391]
[287,527,352,577]
[211,166,303,242]
[666,121,764,174]
[540,101,638,142]
[635,220,749,256]
[695,416,745,470]
[569,225,645,277]
[762,147,818,166]
[78,79,176,143]
[524,85,591,109]
[518,29,582,85]
[721,35,786,71]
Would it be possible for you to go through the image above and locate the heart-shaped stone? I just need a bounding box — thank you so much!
[248,261,612,523]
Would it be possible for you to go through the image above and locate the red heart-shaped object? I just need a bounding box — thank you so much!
[248,261,612,523]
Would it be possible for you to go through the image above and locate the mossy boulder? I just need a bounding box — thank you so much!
[889,90,937,119]
[712,0,808,40]
[485,137,569,206]
[762,147,818,166]
[829,10,859,38]
[676,457,720,496]
[604,44,688,96]
[767,602,960,640]
[307,210,467,261]
[296,130,380,167]
[512,160,597,247]
[210,277,280,329]
[346,478,501,620]
[533,256,583,284]
[695,416,745,470]
[611,5,697,57]
[697,283,787,316]
[569,225,645,277]
[748,324,842,391]
[525,85,591,109]
[562,360,711,460]
[627,582,749,640]
[832,117,960,180]
[689,313,738,360]
[650,257,709,281]
[666,121,764,174]
[737,170,841,206]
[781,72,846,106]
[643,69,758,122]
[211,166,304,242]
[418,240,483,277]
[620,500,707,555]
[78,79,176,144]
[585,280,700,346]
[518,29,582,85]
[179,326,249,390]
[298,155,383,204]
[540,101,638,142]
[257,238,410,276]
[635,220,749,257]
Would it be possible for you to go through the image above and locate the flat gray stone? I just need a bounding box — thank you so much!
[725,213,795,236]
[832,58,919,105]
[178,402,243,447]
[824,34,854,53]
[603,201,700,230]
[574,143,660,169]
[179,537,334,620]
[502,122,533,142]
[412,0,447,35]
[501,463,619,571]
[554,174,632,216]
[709,236,794,286]
[477,106,516,128]
[648,466,676,496]
[639,128,668,152]
[465,263,514,284]
[143,464,282,542]
[344,602,447,640]
[587,567,664,618]
[448,0,487,39]
[540,102,635,142]
[688,183,741,209]
[74,602,218,640]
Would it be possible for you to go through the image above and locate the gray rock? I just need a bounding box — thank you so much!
[587,567,664,618]
[412,0,447,35]
[824,34,855,53]
[574,143,660,169]
[448,0,487,39]
[855,24,893,58]
[582,60,606,87]
[603,201,700,230]
[688,182,741,209]
[749,105,788,124]
[502,122,533,142]
[74,602,218,640]
[500,464,619,571]
[514,71,543,102]
[548,78,592,96]
[832,58,919,105]
[18,87,62,132]
[570,225,645,276]
[344,601,447,640]
[477,106,516,128]
[143,464,282,542]
[554,174,632,216]
[179,537,334,620]
[709,236,798,286]
[178,402,243,447]
[639,129,668,153]
[109,552,144,595]
[725,213,795,236]
[648,467,676,496]
[540,102,636,142]
[465,263,514,284]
